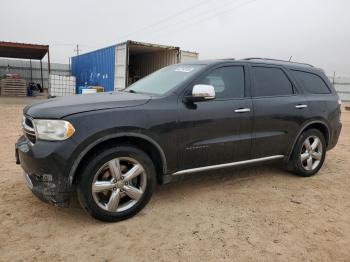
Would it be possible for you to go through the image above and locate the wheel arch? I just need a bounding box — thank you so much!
[68,133,167,186]
[286,120,330,161]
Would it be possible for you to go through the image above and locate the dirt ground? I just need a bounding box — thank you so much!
[0,97,349,262]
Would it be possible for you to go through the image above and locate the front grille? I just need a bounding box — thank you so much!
[22,116,36,144]
[25,117,34,128]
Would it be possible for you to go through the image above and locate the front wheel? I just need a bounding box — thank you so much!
[77,146,156,222]
[289,129,326,177]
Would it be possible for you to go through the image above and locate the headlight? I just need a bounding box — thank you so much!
[34,119,75,141]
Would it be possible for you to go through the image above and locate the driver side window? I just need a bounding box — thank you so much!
[196,66,245,99]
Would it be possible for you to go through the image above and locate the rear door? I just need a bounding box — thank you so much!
[178,64,253,170]
[249,65,310,158]
[180,51,198,63]
[115,42,128,91]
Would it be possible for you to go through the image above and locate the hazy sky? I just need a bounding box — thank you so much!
[1,0,349,75]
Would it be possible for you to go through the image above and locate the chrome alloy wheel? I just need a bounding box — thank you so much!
[92,157,147,212]
[300,135,323,171]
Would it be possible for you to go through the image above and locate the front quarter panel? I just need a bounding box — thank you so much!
[64,95,179,179]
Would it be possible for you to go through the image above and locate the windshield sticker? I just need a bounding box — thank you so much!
[174,66,194,73]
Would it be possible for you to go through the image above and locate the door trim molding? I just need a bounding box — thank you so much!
[172,155,284,176]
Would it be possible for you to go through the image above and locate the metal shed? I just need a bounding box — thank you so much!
[0,41,50,90]
[72,40,198,92]
[0,58,70,90]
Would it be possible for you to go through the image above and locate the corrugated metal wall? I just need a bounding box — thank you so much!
[0,58,70,89]
[72,41,198,92]
[72,45,116,92]
[129,49,179,82]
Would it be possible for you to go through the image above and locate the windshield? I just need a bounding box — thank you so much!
[125,64,204,95]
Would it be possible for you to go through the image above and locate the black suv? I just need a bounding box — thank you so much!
[16,58,342,222]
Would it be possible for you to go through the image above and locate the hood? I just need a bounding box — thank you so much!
[24,92,152,119]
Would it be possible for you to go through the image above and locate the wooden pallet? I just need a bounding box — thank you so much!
[1,78,25,82]
[0,78,27,96]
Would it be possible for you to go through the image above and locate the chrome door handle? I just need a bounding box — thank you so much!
[295,104,308,109]
[234,108,251,113]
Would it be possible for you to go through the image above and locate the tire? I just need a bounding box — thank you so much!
[77,145,156,222]
[289,129,326,177]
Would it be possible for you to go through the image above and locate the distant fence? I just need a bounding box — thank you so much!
[328,76,350,102]
[334,83,350,102]
[1,59,348,100]
[0,58,70,90]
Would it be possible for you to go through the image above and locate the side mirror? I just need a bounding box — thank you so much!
[185,84,216,102]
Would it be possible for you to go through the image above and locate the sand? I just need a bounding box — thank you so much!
[0,99,349,261]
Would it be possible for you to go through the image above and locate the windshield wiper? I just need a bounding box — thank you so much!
[128,89,137,93]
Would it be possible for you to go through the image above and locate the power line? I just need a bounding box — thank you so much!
[137,0,243,39]
[116,0,214,41]
[149,0,257,39]
[69,0,245,48]
[51,43,100,48]
[48,0,257,56]
[50,43,76,46]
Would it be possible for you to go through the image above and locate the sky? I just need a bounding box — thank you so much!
[1,0,349,76]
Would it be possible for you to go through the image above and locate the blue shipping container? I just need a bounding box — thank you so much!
[72,45,116,92]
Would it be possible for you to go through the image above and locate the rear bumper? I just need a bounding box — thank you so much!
[328,122,342,150]
[16,136,76,206]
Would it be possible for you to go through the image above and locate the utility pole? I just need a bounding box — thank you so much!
[333,71,336,85]
[74,44,82,56]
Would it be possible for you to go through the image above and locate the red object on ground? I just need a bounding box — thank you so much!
[5,74,21,79]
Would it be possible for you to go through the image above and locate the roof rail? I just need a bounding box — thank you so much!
[243,57,314,67]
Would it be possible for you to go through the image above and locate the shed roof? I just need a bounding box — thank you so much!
[0,41,49,60]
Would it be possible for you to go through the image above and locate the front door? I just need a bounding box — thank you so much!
[178,64,253,170]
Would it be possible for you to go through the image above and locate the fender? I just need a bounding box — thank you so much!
[285,120,330,161]
[67,132,168,186]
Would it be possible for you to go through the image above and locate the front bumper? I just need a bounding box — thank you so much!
[16,135,76,206]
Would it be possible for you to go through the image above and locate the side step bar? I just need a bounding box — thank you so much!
[172,155,284,176]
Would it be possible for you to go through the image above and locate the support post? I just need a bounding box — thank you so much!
[40,60,44,90]
[47,47,51,74]
[29,59,33,82]
[47,47,51,97]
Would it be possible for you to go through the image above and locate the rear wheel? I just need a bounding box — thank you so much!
[77,146,156,222]
[289,129,326,177]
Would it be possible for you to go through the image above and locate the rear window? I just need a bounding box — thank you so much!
[252,67,293,97]
[292,70,330,94]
